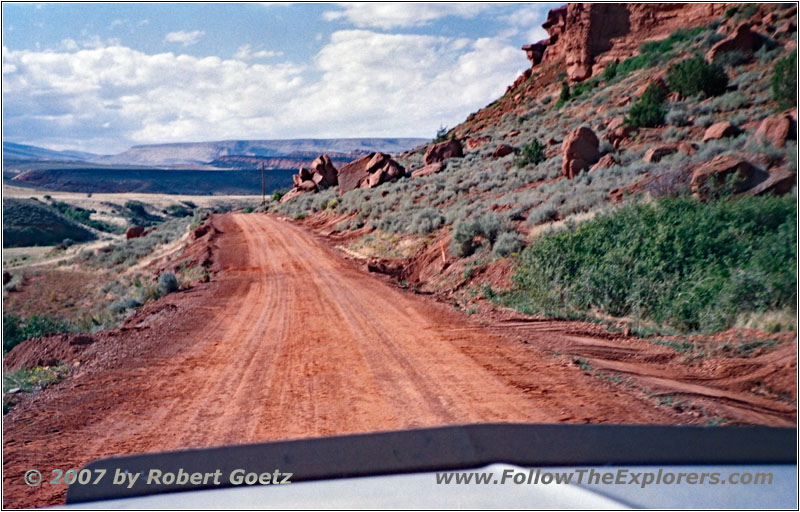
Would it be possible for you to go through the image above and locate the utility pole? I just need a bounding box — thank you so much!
[261,162,266,206]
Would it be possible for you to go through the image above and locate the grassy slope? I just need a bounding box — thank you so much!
[2,198,96,248]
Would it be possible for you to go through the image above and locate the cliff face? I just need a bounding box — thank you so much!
[526,3,730,81]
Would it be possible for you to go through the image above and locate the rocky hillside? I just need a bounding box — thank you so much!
[272,2,797,335]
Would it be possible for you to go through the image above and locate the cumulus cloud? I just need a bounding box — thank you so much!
[164,30,205,46]
[234,44,282,60]
[322,3,491,29]
[2,28,528,152]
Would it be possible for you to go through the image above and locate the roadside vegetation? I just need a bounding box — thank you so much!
[504,193,796,333]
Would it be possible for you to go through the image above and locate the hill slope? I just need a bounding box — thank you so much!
[274,2,797,335]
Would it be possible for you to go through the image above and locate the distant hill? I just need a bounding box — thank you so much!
[2,197,96,248]
[3,142,99,162]
[90,138,428,167]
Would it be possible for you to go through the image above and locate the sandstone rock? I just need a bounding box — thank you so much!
[297,180,318,192]
[749,114,797,148]
[643,144,679,163]
[605,125,637,149]
[523,4,728,81]
[678,142,697,156]
[309,154,338,189]
[411,162,444,179]
[589,154,617,173]
[492,144,516,158]
[338,152,405,194]
[279,188,308,203]
[702,121,740,142]
[423,139,464,165]
[546,137,560,146]
[466,136,490,150]
[298,167,313,181]
[606,116,625,132]
[774,20,796,37]
[562,127,600,179]
[126,226,145,240]
[707,22,766,63]
[691,154,769,198]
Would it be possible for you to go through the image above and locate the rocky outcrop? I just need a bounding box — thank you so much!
[643,144,679,163]
[285,154,339,199]
[562,127,599,179]
[702,122,741,142]
[522,3,729,82]
[690,154,769,199]
[424,139,464,165]
[706,22,766,64]
[338,152,405,194]
[749,113,797,148]
[411,162,444,179]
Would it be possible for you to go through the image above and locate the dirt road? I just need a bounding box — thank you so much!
[2,213,793,507]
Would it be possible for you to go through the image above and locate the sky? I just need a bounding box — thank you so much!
[2,2,558,154]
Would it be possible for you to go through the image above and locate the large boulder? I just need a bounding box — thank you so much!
[707,22,766,63]
[702,121,740,142]
[690,154,769,199]
[411,162,444,179]
[749,113,797,148]
[643,144,680,163]
[562,127,599,179]
[423,139,463,165]
[492,144,516,158]
[126,226,145,239]
[338,152,405,194]
[310,155,338,188]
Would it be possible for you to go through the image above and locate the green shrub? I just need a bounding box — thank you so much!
[507,194,796,333]
[3,313,72,353]
[626,83,667,128]
[666,56,729,98]
[433,125,449,143]
[559,80,570,102]
[515,138,547,168]
[603,61,618,82]
[450,220,482,257]
[772,52,797,110]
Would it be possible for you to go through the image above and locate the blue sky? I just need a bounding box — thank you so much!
[2,2,558,154]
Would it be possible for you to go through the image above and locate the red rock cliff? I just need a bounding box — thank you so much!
[525,3,731,82]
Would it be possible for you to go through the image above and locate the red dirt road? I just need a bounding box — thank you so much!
[3,214,794,507]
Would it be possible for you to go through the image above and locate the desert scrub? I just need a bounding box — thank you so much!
[506,194,796,333]
[492,232,524,258]
[450,212,507,257]
[410,208,445,235]
[158,272,179,295]
[4,364,72,413]
[3,313,72,353]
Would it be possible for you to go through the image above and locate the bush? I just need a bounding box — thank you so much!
[410,208,444,235]
[772,52,797,110]
[492,232,524,257]
[603,60,618,82]
[450,220,482,257]
[666,56,729,98]
[433,125,449,143]
[508,194,796,333]
[157,272,179,295]
[3,313,72,353]
[559,80,570,102]
[626,83,667,128]
[665,108,691,126]
[515,138,546,168]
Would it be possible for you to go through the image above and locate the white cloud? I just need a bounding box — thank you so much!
[234,44,282,60]
[322,3,491,29]
[2,28,528,152]
[164,30,205,46]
